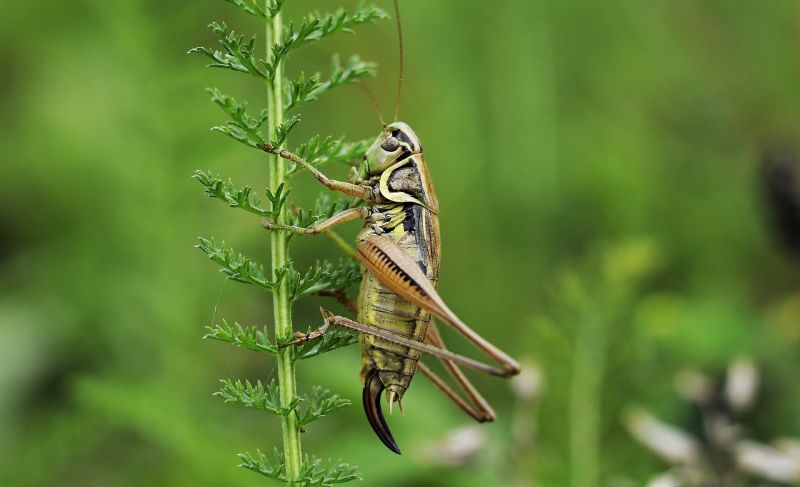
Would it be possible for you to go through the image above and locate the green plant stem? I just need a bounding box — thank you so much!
[265,6,303,485]
[569,312,605,487]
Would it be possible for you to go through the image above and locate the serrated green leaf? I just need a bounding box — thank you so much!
[300,456,361,486]
[262,7,387,80]
[265,0,285,18]
[196,237,284,290]
[240,450,360,486]
[265,183,290,220]
[285,72,322,112]
[222,0,267,17]
[293,327,358,360]
[294,135,340,165]
[239,448,288,482]
[286,193,362,239]
[309,193,362,221]
[288,136,372,176]
[190,22,267,79]
[285,55,376,111]
[207,88,267,149]
[194,170,270,217]
[297,386,351,426]
[204,320,278,354]
[216,378,301,416]
[272,114,300,146]
[286,258,361,301]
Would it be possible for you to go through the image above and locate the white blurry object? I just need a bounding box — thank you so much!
[626,408,701,465]
[511,362,542,402]
[647,472,681,487]
[725,358,759,413]
[737,440,800,483]
[775,438,800,461]
[423,425,488,467]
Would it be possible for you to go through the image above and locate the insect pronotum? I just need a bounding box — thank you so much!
[262,0,521,454]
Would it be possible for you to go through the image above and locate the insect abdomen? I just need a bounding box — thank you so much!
[357,203,437,397]
[358,270,429,394]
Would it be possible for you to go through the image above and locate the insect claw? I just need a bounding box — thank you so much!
[319,307,335,324]
[363,369,402,455]
[387,391,397,415]
[278,332,304,349]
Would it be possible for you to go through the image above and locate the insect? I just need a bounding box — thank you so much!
[261,0,520,454]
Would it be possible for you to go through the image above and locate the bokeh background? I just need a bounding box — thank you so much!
[2,0,800,485]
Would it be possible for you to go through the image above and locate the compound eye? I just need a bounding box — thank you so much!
[381,137,400,152]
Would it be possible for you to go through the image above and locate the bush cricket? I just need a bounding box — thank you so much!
[261,0,520,454]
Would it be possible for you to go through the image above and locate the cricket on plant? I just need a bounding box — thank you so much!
[261,0,521,454]
[193,1,519,484]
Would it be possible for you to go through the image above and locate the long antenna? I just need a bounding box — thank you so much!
[392,0,404,122]
[359,80,387,129]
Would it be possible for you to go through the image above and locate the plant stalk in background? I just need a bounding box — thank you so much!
[191,0,386,484]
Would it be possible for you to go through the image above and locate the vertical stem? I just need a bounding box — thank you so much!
[569,313,605,487]
[266,6,303,485]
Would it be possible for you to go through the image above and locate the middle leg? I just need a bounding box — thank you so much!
[263,207,369,235]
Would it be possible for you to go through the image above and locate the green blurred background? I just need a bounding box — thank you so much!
[2,0,800,485]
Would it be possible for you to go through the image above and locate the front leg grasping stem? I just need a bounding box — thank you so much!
[262,144,377,201]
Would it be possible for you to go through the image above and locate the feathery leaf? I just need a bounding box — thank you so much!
[262,7,387,80]
[196,237,287,290]
[194,170,270,217]
[286,258,362,301]
[272,114,300,146]
[189,22,267,78]
[298,386,351,426]
[240,449,361,485]
[288,136,372,176]
[204,320,278,354]
[293,328,358,360]
[208,88,268,148]
[216,378,302,416]
[222,0,284,18]
[285,55,376,111]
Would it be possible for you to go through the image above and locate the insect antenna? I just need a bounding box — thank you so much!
[392,0,404,122]
[359,80,387,129]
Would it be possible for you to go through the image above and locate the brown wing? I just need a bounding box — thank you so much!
[356,234,520,377]
[357,234,454,323]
